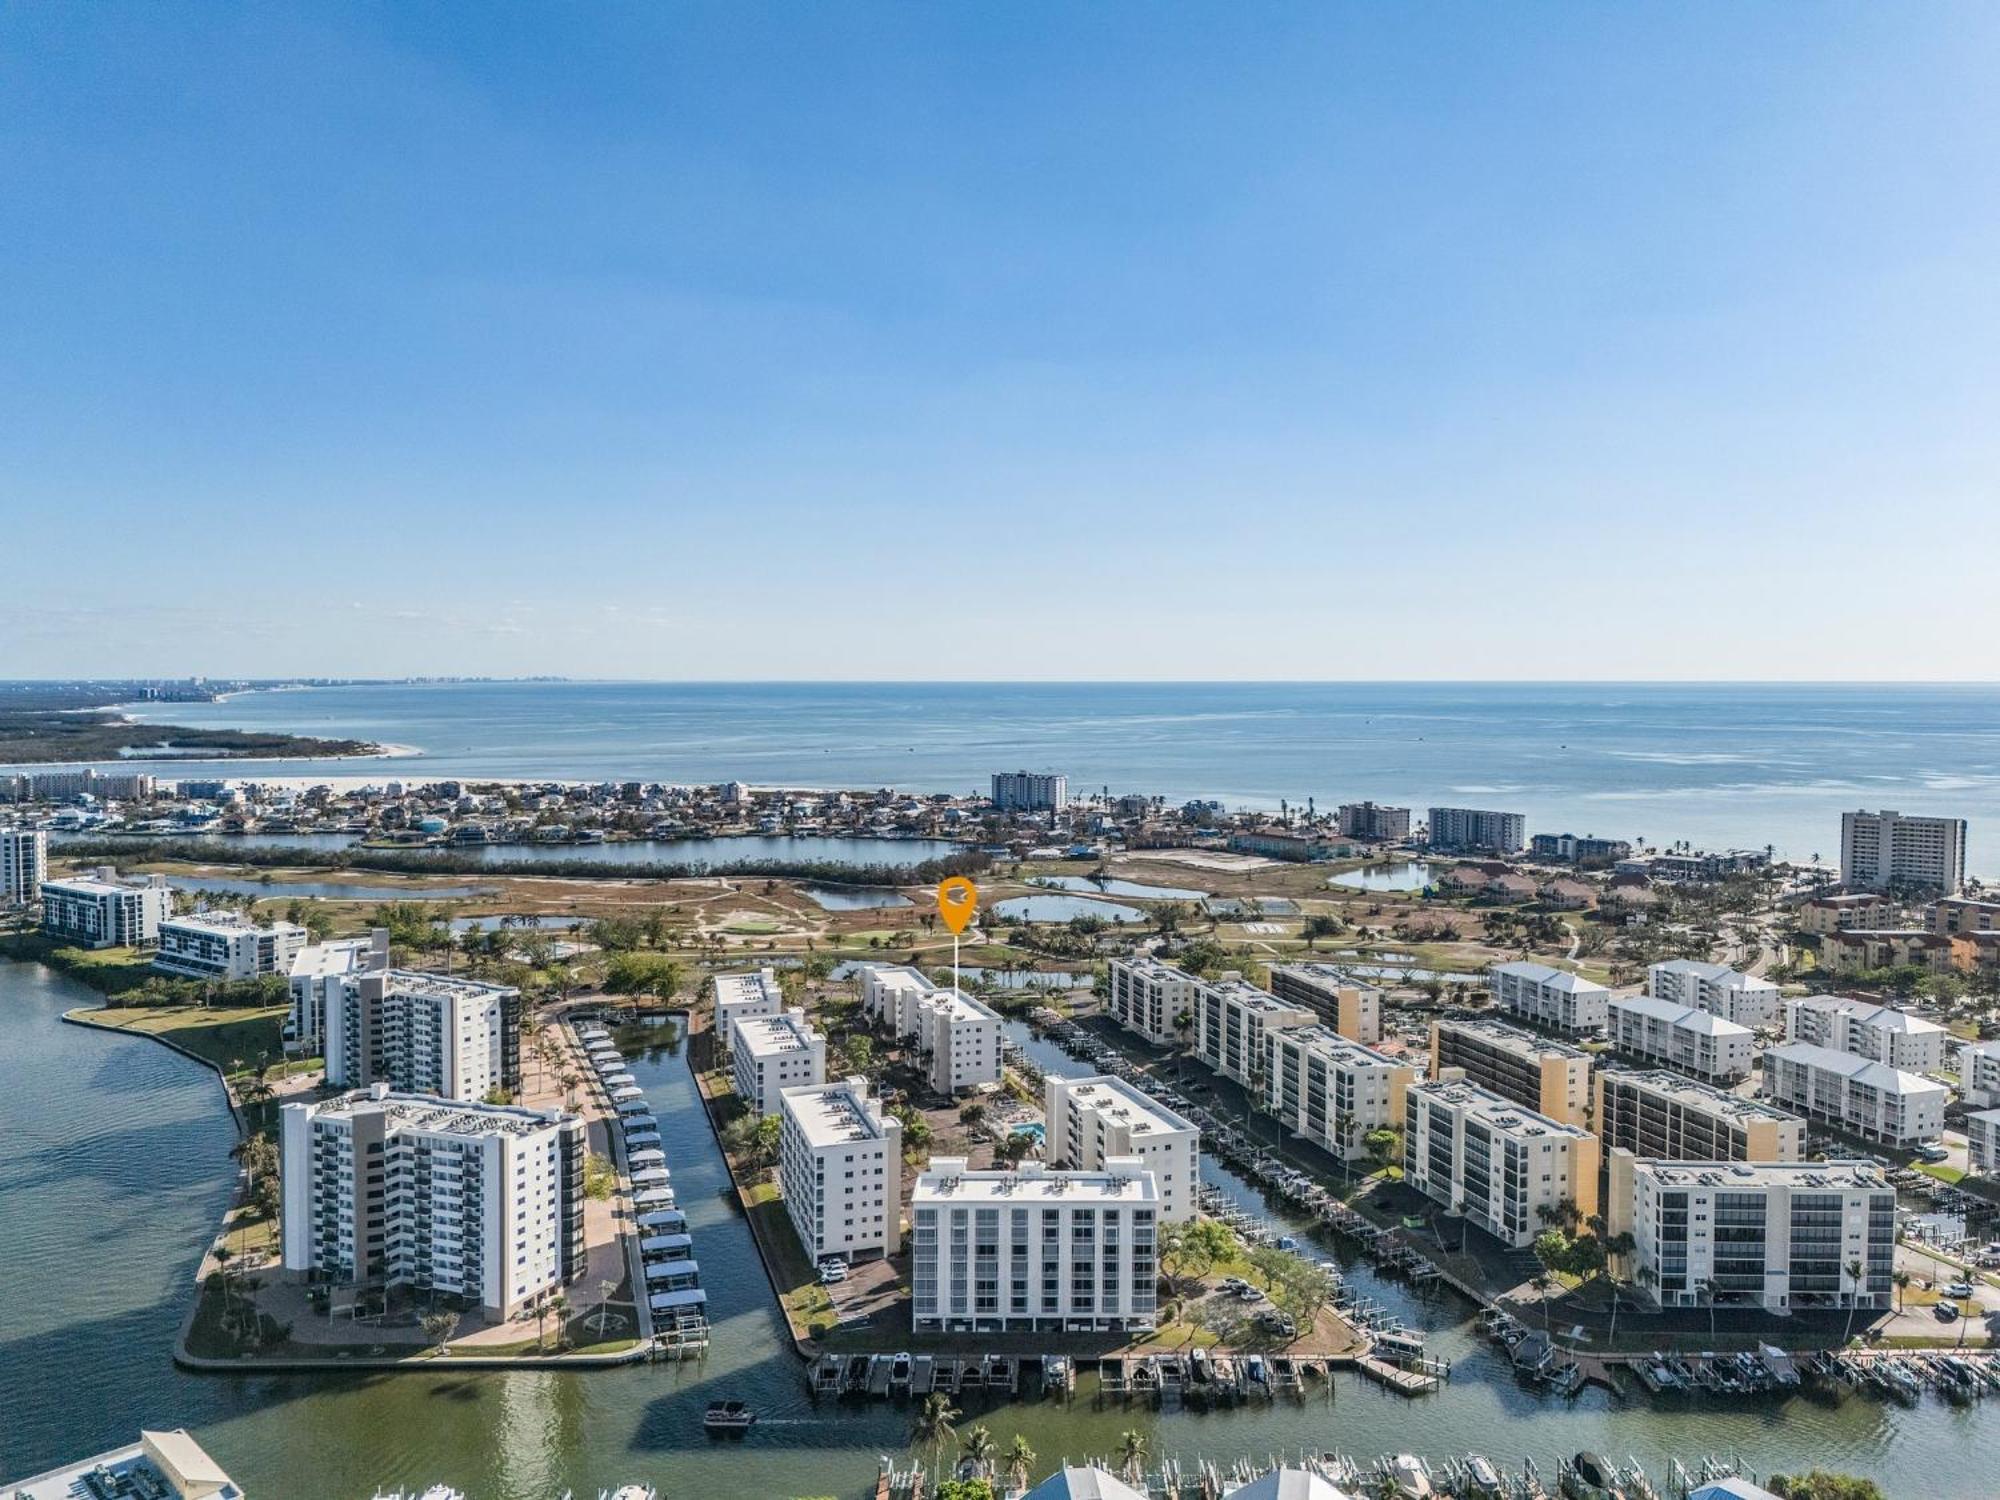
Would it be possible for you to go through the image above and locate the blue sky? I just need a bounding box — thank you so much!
[5,5,2000,680]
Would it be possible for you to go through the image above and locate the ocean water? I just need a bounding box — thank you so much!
[43,680,2000,873]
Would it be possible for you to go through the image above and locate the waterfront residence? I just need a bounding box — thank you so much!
[1335,801,1411,841]
[1265,1024,1416,1164]
[1966,1110,2000,1174]
[1427,806,1527,854]
[1593,1067,1805,1164]
[1402,1080,1599,1248]
[1268,962,1383,1044]
[5,1429,242,1500]
[1488,960,1609,1035]
[910,1157,1158,1333]
[1798,891,1895,936]
[39,868,173,949]
[286,930,386,1053]
[1191,974,1313,1088]
[777,1076,901,1261]
[279,1085,586,1322]
[992,770,1068,812]
[1606,995,1754,1085]
[1646,959,1781,1028]
[713,967,785,1049]
[1429,1016,1592,1127]
[913,985,1005,1096]
[324,967,522,1102]
[1760,1042,1946,1149]
[1840,808,1966,893]
[731,1006,826,1117]
[1783,994,1948,1073]
[0,824,48,905]
[1105,955,1201,1048]
[153,911,307,981]
[856,962,939,1034]
[1044,1073,1199,1221]
[1960,1040,2000,1110]
[1607,1153,1894,1314]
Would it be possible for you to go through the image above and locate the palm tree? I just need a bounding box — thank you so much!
[1843,1258,1867,1346]
[1334,1110,1357,1186]
[547,1291,571,1349]
[1003,1434,1037,1495]
[1116,1429,1148,1483]
[915,1393,959,1455]
[958,1425,996,1477]
[1893,1269,1912,1313]
[1696,1277,1717,1346]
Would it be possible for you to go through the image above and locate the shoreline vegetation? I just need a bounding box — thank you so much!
[0,684,379,765]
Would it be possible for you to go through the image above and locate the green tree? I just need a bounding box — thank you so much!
[1159,1218,1236,1288]
[1116,1430,1148,1483]
[1301,914,1343,950]
[1767,1472,1887,1500]
[933,1482,995,1500]
[915,1392,959,1454]
[1003,1435,1037,1495]
[421,1310,460,1354]
[1363,1127,1401,1176]
[958,1425,996,1476]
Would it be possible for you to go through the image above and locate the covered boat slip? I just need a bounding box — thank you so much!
[645,1259,702,1288]
[636,1209,686,1233]
[640,1232,693,1259]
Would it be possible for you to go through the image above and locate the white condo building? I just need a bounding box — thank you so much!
[857,963,938,1033]
[153,912,307,981]
[1966,1110,2000,1175]
[1489,961,1610,1035]
[713,968,785,1047]
[1961,1041,2000,1110]
[991,771,1069,813]
[287,931,386,1052]
[1427,806,1527,854]
[324,969,522,1102]
[777,1077,902,1261]
[1606,995,1755,1085]
[0,825,47,905]
[1610,1155,1894,1314]
[1105,955,1201,1047]
[1761,1042,1946,1149]
[1044,1074,1199,1222]
[1840,809,1966,893]
[1403,1081,1599,1248]
[279,1085,586,1321]
[732,1007,827,1117]
[910,1157,1158,1333]
[853,962,1002,1095]
[1784,995,1949,1073]
[1647,960,1781,1028]
[1264,1025,1416,1164]
[39,870,172,949]
[1192,975,1313,1087]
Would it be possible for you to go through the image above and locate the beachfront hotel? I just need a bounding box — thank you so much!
[0,824,47,905]
[1264,1024,1416,1165]
[153,911,307,981]
[991,770,1069,812]
[1840,808,1966,893]
[1267,962,1384,1044]
[1606,995,1754,1085]
[1105,954,1202,1047]
[713,967,785,1049]
[1594,1067,1805,1164]
[1044,1074,1199,1221]
[279,1085,587,1321]
[1646,960,1782,1028]
[731,1007,827,1117]
[286,931,386,1052]
[1192,975,1314,1087]
[324,968,523,1102]
[1429,1016,1592,1127]
[39,868,173,949]
[1402,1080,1598,1248]
[1783,994,1949,1073]
[1488,960,1610,1035]
[910,1157,1159,1333]
[1608,1153,1894,1314]
[1760,1042,1947,1149]
[777,1076,902,1261]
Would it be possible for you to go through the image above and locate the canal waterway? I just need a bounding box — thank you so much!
[58,833,961,870]
[0,958,1972,1498]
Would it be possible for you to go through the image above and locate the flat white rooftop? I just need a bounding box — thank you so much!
[735,1010,822,1057]
[714,969,783,1006]
[782,1082,888,1150]
[1273,1024,1406,1071]
[1052,1074,1197,1138]
[920,986,1003,1023]
[914,1157,1159,1206]
[1635,1159,1888,1191]
[6,1429,243,1500]
[1436,1015,1591,1061]
[289,936,374,980]
[297,1087,571,1139]
[1409,1080,1593,1141]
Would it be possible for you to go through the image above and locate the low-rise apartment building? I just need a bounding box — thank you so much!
[1647,960,1781,1028]
[1489,960,1610,1035]
[713,968,785,1047]
[1104,956,1200,1047]
[1594,1067,1805,1163]
[777,1077,901,1262]
[0,825,47,905]
[39,870,172,949]
[1266,1025,1416,1163]
[1191,975,1313,1087]
[1606,995,1754,1085]
[732,1008,827,1117]
[1784,995,1949,1073]
[1267,964,1383,1044]
[1820,929,1965,977]
[1608,1153,1894,1314]
[1966,1110,2000,1175]
[1760,1042,1946,1148]
[1402,1080,1599,1248]
[153,912,307,981]
[1429,1016,1592,1127]
[1798,892,1895,936]
[910,1157,1158,1333]
[324,969,522,1102]
[1960,1040,2000,1110]
[1933,895,2000,936]
[279,1085,586,1321]
[1044,1074,1199,1221]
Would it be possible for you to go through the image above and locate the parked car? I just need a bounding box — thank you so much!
[1936,1300,1962,1321]
[1916,1142,1952,1164]
[1946,1280,1975,1299]
[1237,1285,1266,1303]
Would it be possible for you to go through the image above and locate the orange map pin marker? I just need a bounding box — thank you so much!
[936,876,979,934]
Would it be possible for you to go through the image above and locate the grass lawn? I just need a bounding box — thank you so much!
[80,1003,290,1079]
[1915,1161,1967,1185]
[743,1178,835,1334]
